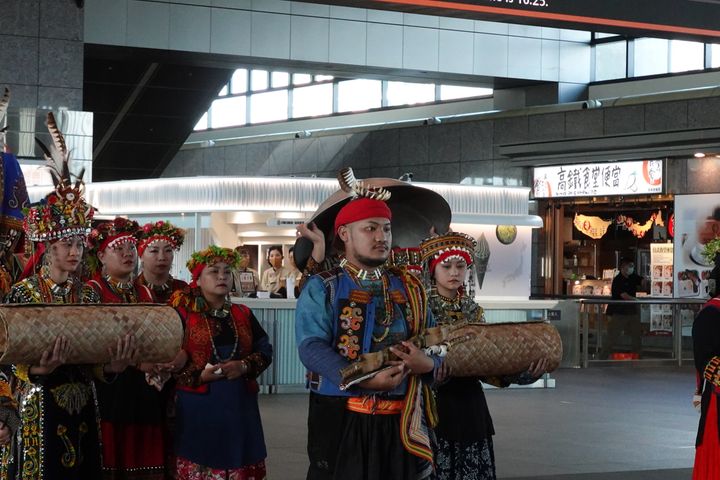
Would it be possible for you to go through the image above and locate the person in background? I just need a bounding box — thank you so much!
[170,246,272,479]
[286,246,302,297]
[136,221,187,304]
[260,245,289,296]
[231,246,259,298]
[605,257,643,358]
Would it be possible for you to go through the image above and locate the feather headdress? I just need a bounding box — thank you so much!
[23,112,94,242]
[337,167,391,201]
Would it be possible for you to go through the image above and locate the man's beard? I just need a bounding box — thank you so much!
[355,253,387,268]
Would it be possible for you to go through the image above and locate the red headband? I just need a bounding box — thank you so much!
[334,198,392,234]
[429,249,473,275]
[138,234,177,257]
[98,233,136,254]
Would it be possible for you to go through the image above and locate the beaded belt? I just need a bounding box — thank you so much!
[346,396,404,415]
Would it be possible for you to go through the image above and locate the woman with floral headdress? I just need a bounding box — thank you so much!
[85,217,168,480]
[135,220,188,479]
[419,232,547,480]
[170,245,272,479]
[0,113,136,479]
[136,221,187,304]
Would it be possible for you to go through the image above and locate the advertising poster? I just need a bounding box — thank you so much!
[673,194,720,299]
[451,223,532,300]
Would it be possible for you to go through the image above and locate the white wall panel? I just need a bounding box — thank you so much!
[251,11,290,59]
[170,3,211,52]
[508,36,542,79]
[252,0,290,14]
[559,41,591,83]
[403,26,439,71]
[85,0,127,45]
[541,39,560,81]
[330,5,366,21]
[291,2,328,17]
[366,23,403,68]
[404,13,439,28]
[474,33,508,77]
[127,0,169,49]
[329,19,366,65]
[210,7,252,55]
[439,29,473,74]
[290,15,329,62]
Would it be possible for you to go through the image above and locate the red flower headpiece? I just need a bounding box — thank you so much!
[136,220,185,257]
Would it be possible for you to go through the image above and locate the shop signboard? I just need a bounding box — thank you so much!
[532,160,663,199]
[673,194,720,299]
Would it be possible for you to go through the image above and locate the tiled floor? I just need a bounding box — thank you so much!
[259,366,698,479]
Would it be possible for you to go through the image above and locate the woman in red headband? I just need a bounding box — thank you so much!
[420,232,547,480]
[86,217,170,480]
[135,221,188,304]
[170,246,272,479]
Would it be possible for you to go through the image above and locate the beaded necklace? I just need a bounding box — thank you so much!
[340,258,394,343]
[37,274,75,303]
[204,301,238,362]
[105,275,137,303]
[138,273,173,294]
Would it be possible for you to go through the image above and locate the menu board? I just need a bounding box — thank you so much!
[650,243,673,298]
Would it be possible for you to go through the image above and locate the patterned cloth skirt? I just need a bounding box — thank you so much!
[176,457,265,480]
[435,436,496,480]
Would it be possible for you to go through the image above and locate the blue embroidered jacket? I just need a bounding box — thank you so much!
[295,267,438,397]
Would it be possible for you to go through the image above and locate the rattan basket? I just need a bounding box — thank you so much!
[0,304,183,365]
[444,321,562,377]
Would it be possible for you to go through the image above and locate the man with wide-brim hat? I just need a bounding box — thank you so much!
[295,169,443,480]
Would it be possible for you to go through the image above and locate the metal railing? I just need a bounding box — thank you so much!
[577,298,706,368]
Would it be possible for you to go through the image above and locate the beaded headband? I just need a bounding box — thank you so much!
[419,232,477,273]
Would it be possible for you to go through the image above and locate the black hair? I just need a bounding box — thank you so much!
[619,257,634,267]
[267,245,283,267]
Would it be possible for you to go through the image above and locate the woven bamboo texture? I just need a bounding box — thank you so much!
[0,304,183,365]
[445,321,562,377]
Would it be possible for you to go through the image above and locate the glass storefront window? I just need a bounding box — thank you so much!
[293,73,312,85]
[633,38,669,77]
[670,40,704,73]
[250,90,288,123]
[337,79,381,112]
[292,83,333,118]
[386,81,435,106]
[231,69,248,94]
[251,70,269,91]
[272,71,290,88]
[209,96,246,128]
[439,85,492,101]
[712,44,720,68]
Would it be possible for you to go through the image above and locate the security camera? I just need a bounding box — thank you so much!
[582,99,602,109]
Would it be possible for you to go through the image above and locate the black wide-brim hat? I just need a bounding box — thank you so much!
[293,178,451,271]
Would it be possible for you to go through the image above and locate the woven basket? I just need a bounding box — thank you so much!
[0,304,183,365]
[444,321,562,377]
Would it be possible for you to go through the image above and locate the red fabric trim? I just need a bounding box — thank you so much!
[101,421,164,470]
[694,393,720,479]
[176,304,254,394]
[334,198,391,233]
